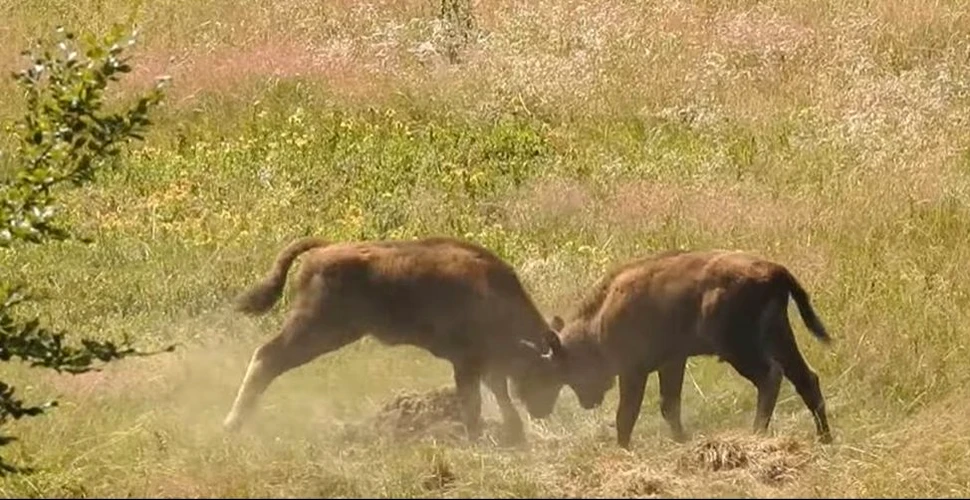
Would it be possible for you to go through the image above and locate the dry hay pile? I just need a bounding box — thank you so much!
[676,432,813,486]
[591,462,681,498]
[554,432,815,497]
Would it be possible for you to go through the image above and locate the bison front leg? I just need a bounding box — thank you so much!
[755,361,783,433]
[616,368,649,449]
[453,360,484,441]
[658,358,688,443]
[484,372,525,446]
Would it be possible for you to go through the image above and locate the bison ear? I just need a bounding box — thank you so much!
[549,315,564,331]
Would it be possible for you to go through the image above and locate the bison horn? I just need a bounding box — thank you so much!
[543,329,564,357]
[519,339,557,359]
[519,339,541,353]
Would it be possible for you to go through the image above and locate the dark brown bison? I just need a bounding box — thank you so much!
[538,250,834,448]
[222,236,562,443]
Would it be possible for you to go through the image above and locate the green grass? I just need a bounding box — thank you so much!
[3,0,970,497]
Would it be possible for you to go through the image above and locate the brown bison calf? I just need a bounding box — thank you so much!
[540,250,834,448]
[223,236,562,443]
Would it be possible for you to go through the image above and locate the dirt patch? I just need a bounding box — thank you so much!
[374,386,465,440]
[677,433,812,485]
[341,386,504,444]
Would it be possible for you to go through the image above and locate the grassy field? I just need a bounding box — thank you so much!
[2,0,970,496]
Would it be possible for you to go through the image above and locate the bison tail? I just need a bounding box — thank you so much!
[235,236,330,315]
[784,269,833,345]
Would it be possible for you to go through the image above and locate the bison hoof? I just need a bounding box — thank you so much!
[223,414,243,433]
[463,425,484,442]
[819,432,833,444]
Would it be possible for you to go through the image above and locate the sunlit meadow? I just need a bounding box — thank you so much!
[2,0,970,496]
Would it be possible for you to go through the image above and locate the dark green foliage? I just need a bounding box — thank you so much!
[0,24,171,475]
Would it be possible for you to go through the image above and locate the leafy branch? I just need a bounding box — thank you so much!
[0,24,173,475]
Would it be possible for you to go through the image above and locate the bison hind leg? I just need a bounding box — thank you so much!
[723,300,791,437]
[721,303,784,436]
[770,314,833,444]
[223,310,361,432]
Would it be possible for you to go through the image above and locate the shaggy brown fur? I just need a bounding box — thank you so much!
[223,236,563,444]
[542,249,834,449]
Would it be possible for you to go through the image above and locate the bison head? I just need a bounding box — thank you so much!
[510,322,568,419]
[543,315,615,411]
